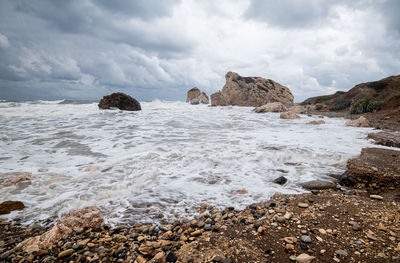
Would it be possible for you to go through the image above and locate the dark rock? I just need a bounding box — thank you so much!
[213,256,222,262]
[0,201,24,215]
[300,243,308,250]
[98,92,141,111]
[273,176,288,185]
[166,251,177,262]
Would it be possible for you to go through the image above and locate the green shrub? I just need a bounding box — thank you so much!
[329,100,351,111]
[350,99,380,114]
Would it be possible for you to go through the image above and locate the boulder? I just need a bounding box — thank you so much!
[211,72,293,107]
[0,201,24,215]
[186,88,209,104]
[288,105,307,114]
[308,120,325,125]
[11,207,103,254]
[98,92,141,111]
[345,116,370,127]
[346,148,400,189]
[254,102,287,113]
[210,91,229,106]
[273,176,288,185]
[280,111,300,119]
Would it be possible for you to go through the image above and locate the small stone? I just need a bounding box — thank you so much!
[298,203,309,208]
[166,251,177,262]
[213,256,223,262]
[301,235,312,243]
[286,244,295,250]
[318,228,326,235]
[191,230,202,236]
[153,252,165,262]
[277,216,286,223]
[300,243,308,250]
[296,253,315,263]
[370,194,383,200]
[58,249,74,259]
[284,212,293,220]
[221,259,232,263]
[273,176,288,185]
[355,240,363,245]
[136,256,147,263]
[254,221,263,228]
[367,233,378,241]
[335,250,348,257]
[283,237,297,244]
[349,221,361,231]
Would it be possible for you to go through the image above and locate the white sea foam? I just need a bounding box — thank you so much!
[0,101,380,225]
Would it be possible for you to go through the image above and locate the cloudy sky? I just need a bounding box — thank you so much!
[0,0,399,102]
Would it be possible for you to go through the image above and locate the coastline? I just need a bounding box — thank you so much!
[1,108,399,262]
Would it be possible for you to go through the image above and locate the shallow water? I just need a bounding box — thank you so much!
[0,100,378,225]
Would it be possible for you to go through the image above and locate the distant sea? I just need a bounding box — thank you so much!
[0,100,379,225]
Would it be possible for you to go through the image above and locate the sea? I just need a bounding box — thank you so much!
[0,100,379,226]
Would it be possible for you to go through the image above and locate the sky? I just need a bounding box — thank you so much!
[0,0,399,102]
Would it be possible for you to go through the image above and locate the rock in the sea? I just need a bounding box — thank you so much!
[300,180,336,190]
[254,102,287,113]
[280,111,300,119]
[288,105,308,114]
[345,116,370,127]
[0,173,35,189]
[0,201,25,215]
[13,206,103,254]
[308,120,325,125]
[210,91,229,106]
[98,92,141,111]
[273,176,288,185]
[347,148,400,188]
[186,87,209,104]
[210,72,293,107]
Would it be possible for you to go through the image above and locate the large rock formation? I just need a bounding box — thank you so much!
[186,88,209,104]
[98,92,141,111]
[211,72,294,107]
[9,207,103,254]
[346,148,400,189]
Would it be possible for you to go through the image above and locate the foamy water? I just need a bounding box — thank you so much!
[0,100,378,225]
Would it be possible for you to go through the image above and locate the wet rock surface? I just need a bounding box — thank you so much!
[347,147,400,189]
[98,92,141,111]
[0,201,24,215]
[367,131,400,148]
[186,88,209,105]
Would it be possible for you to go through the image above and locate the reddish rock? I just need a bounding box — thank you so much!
[308,120,325,125]
[0,201,25,215]
[0,173,35,189]
[345,116,370,127]
[186,88,209,104]
[254,102,287,113]
[13,206,103,254]
[211,72,293,107]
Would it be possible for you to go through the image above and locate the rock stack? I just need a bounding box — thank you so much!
[186,87,209,104]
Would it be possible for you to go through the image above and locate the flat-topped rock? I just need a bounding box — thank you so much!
[254,102,287,113]
[211,72,293,107]
[367,131,400,148]
[347,147,400,188]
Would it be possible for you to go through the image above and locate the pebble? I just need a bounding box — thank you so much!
[348,221,361,231]
[283,237,297,244]
[136,256,147,263]
[300,243,308,250]
[277,216,286,223]
[318,228,326,235]
[301,235,312,243]
[296,253,315,263]
[298,203,309,208]
[166,251,177,262]
[213,256,222,262]
[58,249,74,259]
[367,233,378,241]
[335,249,348,257]
[221,259,232,263]
[370,194,383,200]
